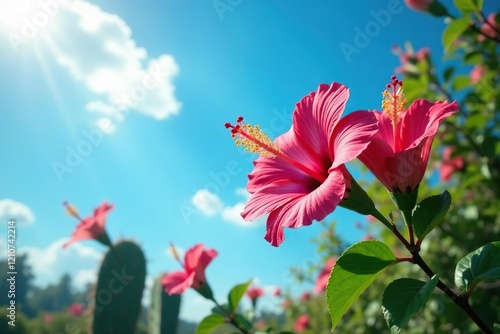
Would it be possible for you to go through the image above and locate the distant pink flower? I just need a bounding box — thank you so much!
[366,215,376,223]
[395,47,430,74]
[314,257,336,293]
[358,77,459,194]
[43,314,53,323]
[68,303,85,317]
[363,235,375,241]
[300,292,311,302]
[246,286,265,301]
[273,287,281,297]
[295,315,310,332]
[404,0,433,11]
[470,65,486,84]
[162,243,218,295]
[478,13,499,41]
[439,147,464,182]
[226,83,378,246]
[63,201,113,248]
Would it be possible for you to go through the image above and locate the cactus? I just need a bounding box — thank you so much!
[90,240,146,334]
[149,273,182,334]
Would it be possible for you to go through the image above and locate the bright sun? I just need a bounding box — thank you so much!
[0,0,40,32]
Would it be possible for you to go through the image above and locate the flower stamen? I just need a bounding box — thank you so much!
[225,117,327,183]
[382,76,407,151]
[63,201,83,221]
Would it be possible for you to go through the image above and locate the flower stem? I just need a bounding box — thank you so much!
[401,210,415,246]
[411,253,493,333]
[210,297,251,334]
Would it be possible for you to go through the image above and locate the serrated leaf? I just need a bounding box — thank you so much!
[452,75,472,91]
[455,241,500,293]
[443,18,470,52]
[454,0,476,12]
[413,191,451,242]
[228,279,252,313]
[196,314,226,334]
[382,275,439,333]
[326,240,397,331]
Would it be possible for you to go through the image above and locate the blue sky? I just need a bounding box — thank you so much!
[0,0,498,322]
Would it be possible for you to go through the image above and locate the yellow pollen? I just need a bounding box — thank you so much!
[382,82,407,125]
[169,242,181,262]
[233,123,282,158]
[64,203,80,219]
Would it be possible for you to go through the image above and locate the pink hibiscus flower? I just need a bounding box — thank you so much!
[68,303,85,317]
[478,13,499,41]
[162,243,218,297]
[63,201,113,248]
[226,83,378,246]
[314,257,336,293]
[358,77,459,199]
[246,286,265,301]
[294,315,310,332]
[439,147,464,182]
[404,0,433,11]
[470,65,486,84]
[273,287,281,297]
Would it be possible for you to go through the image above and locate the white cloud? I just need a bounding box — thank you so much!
[191,188,264,227]
[191,189,223,216]
[21,238,102,289]
[221,202,247,226]
[41,0,181,127]
[0,199,35,226]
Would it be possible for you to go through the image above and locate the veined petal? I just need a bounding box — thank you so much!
[247,129,325,193]
[330,110,378,169]
[400,99,459,150]
[293,83,349,163]
[372,111,395,148]
[242,181,310,221]
[264,169,346,246]
[385,137,433,191]
[357,137,395,190]
[161,271,195,295]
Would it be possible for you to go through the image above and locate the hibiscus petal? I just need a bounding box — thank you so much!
[242,181,310,221]
[292,83,349,163]
[330,110,378,169]
[92,201,114,230]
[357,136,395,190]
[264,169,346,246]
[184,244,204,272]
[400,100,459,150]
[247,130,325,194]
[385,137,433,192]
[161,271,195,295]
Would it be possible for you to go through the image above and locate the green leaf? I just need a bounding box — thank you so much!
[326,240,397,331]
[382,275,439,333]
[443,67,455,82]
[227,279,252,313]
[454,0,476,12]
[452,75,472,91]
[472,0,483,11]
[442,18,470,52]
[233,314,253,332]
[413,191,451,242]
[196,314,226,334]
[455,241,500,293]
